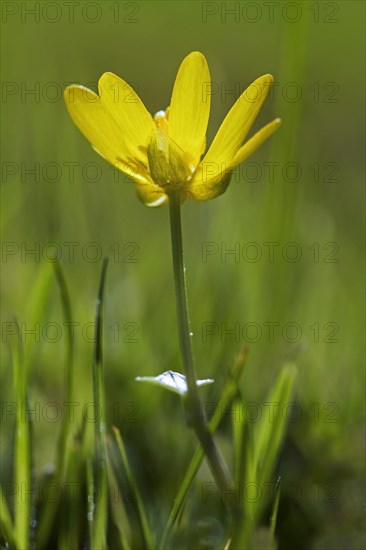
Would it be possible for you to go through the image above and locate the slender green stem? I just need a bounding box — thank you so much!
[168,193,241,522]
[159,349,248,549]
[168,193,200,413]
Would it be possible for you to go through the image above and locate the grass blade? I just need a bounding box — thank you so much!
[111,426,154,550]
[90,258,109,550]
[0,483,15,547]
[36,261,75,548]
[23,261,53,373]
[53,260,75,470]
[58,436,84,550]
[270,477,281,536]
[87,459,95,548]
[236,363,297,546]
[106,441,131,550]
[232,398,247,485]
[12,337,31,550]
[254,363,297,493]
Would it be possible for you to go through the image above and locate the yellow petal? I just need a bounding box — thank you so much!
[64,84,129,164]
[188,118,281,201]
[98,72,155,164]
[135,180,168,207]
[168,52,211,167]
[187,165,233,201]
[201,74,274,171]
[65,85,152,184]
[233,118,282,165]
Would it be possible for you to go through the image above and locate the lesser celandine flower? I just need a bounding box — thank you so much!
[64,52,280,206]
[64,53,281,528]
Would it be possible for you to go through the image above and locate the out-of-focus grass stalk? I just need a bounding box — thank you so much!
[90,259,109,549]
[53,260,75,470]
[264,9,310,233]
[23,261,53,374]
[261,11,310,320]
[0,477,15,546]
[13,336,31,550]
[36,261,75,548]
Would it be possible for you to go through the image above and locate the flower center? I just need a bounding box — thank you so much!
[147,111,194,195]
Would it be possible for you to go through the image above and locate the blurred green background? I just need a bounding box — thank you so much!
[1,1,364,548]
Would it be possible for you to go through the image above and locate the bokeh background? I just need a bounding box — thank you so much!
[1,1,364,548]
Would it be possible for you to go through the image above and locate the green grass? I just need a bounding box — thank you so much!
[0,280,297,548]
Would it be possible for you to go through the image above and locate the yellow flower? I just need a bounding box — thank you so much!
[64,52,280,207]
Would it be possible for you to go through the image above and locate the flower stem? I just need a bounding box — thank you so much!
[168,192,240,522]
